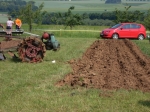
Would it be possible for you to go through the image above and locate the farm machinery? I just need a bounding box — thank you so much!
[0,32,60,62]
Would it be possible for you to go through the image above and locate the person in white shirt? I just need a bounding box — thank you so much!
[6,17,14,40]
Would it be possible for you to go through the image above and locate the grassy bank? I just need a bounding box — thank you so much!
[0,25,150,112]
[15,24,108,38]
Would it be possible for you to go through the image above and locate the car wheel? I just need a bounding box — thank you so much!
[138,34,144,40]
[112,33,119,39]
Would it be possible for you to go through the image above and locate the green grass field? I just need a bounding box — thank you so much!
[0,14,8,24]
[0,25,150,112]
[0,1,150,111]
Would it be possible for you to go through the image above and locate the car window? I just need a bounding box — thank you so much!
[130,24,141,29]
[111,24,122,28]
[122,24,130,29]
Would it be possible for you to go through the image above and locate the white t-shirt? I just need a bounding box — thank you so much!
[7,20,14,27]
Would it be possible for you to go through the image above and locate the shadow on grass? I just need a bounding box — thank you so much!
[9,57,21,63]
[138,100,150,108]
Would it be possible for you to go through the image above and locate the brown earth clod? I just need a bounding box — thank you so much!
[56,39,150,92]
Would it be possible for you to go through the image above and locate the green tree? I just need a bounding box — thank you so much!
[144,9,150,30]
[60,6,84,29]
[18,2,44,32]
[114,5,144,24]
[51,13,61,25]
[114,5,131,23]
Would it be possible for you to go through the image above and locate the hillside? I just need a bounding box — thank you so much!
[1,0,150,23]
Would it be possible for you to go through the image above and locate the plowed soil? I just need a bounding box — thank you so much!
[56,39,150,92]
[0,39,21,51]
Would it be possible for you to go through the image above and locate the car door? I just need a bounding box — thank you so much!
[130,23,140,38]
[118,24,131,38]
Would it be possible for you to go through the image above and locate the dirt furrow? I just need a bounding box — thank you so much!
[57,39,150,92]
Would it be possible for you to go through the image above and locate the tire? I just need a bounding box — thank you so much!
[112,33,119,39]
[18,37,46,62]
[138,34,144,40]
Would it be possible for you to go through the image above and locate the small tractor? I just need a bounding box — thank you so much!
[0,32,60,63]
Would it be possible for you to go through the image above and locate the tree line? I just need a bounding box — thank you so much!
[105,0,121,4]
[0,0,38,12]
[40,7,146,27]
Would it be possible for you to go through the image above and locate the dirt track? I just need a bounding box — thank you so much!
[0,39,21,51]
[56,39,150,92]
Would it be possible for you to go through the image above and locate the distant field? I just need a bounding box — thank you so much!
[0,14,8,24]
[25,0,150,13]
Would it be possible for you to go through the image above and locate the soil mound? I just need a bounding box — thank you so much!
[56,39,150,92]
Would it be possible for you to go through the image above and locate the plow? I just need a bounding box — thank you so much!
[0,32,60,63]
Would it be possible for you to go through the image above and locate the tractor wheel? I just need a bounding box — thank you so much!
[17,36,46,63]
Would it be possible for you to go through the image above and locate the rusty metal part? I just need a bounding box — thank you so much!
[17,36,46,63]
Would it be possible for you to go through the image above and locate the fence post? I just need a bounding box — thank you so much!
[60,29,61,37]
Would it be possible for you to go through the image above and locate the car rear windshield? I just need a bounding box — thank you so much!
[111,24,122,29]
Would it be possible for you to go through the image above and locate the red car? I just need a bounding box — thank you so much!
[100,23,146,40]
